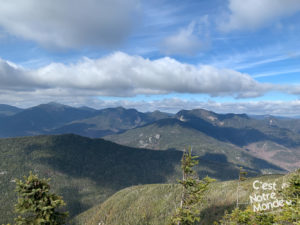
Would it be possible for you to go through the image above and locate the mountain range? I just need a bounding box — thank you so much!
[1,102,300,172]
[1,102,300,224]
[0,102,171,138]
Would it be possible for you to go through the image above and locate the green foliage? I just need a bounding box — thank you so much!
[74,174,285,225]
[238,167,247,182]
[236,167,247,208]
[170,148,215,225]
[14,172,68,225]
[216,207,275,225]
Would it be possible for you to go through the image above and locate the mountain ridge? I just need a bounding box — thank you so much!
[0,103,172,138]
[1,102,300,171]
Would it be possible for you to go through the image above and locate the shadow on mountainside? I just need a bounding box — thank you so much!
[33,135,260,184]
[154,117,300,147]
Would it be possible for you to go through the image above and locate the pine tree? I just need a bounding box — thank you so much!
[14,172,68,225]
[170,147,215,225]
[236,167,247,208]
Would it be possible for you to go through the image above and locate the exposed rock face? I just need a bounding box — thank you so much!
[137,133,161,149]
[179,115,187,122]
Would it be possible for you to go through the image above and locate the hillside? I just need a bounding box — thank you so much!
[73,173,295,225]
[0,134,271,224]
[105,118,286,173]
[106,109,300,171]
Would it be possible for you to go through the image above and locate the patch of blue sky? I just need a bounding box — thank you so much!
[0,33,37,63]
[97,89,298,105]
[0,0,300,111]
[255,73,300,85]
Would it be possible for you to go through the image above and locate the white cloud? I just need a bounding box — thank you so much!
[0,59,43,90]
[0,52,271,99]
[283,84,300,95]
[160,20,209,56]
[0,0,140,49]
[219,0,300,32]
[2,52,300,115]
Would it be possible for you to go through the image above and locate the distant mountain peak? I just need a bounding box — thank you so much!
[176,108,250,122]
[46,102,70,107]
[115,106,125,110]
[78,106,97,111]
[35,102,72,111]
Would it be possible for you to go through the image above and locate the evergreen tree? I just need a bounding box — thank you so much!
[170,147,215,225]
[14,172,68,225]
[236,167,247,208]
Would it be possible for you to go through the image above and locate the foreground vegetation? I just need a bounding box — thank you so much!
[14,173,68,225]
[170,148,215,225]
[73,172,298,225]
[8,169,298,225]
[1,133,298,224]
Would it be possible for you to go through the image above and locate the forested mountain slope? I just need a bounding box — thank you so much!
[0,134,278,224]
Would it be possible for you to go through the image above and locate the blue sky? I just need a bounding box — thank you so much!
[0,0,300,116]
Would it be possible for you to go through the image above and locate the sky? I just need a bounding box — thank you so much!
[0,0,300,116]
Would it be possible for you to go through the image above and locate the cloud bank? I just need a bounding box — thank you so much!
[0,52,271,99]
[1,52,299,115]
[220,0,300,31]
[0,0,140,49]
